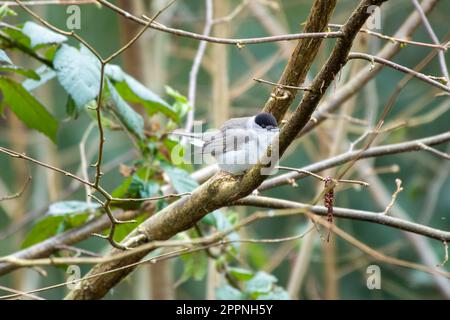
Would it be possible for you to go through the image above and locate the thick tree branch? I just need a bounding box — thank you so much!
[65,0,387,300]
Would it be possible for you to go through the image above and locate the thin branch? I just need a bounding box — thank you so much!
[234,196,450,242]
[348,52,450,93]
[212,0,248,25]
[96,0,342,45]
[276,166,369,187]
[437,241,448,267]
[253,78,312,91]
[1,0,96,5]
[260,131,450,191]
[0,146,93,187]
[411,0,450,85]
[0,285,44,300]
[298,0,442,138]
[417,142,450,160]
[185,0,213,133]
[383,179,404,215]
[328,23,449,50]
[0,176,31,201]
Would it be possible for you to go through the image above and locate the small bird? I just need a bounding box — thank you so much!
[171,112,279,174]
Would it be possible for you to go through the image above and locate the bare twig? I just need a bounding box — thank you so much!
[417,142,450,160]
[253,78,312,91]
[437,241,448,267]
[213,0,248,25]
[96,0,342,45]
[348,52,450,93]
[1,0,96,5]
[261,132,450,191]
[0,176,31,201]
[328,23,448,50]
[276,166,369,187]
[185,0,213,133]
[383,179,404,215]
[411,0,450,85]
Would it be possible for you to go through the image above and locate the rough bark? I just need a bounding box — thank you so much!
[65,0,387,300]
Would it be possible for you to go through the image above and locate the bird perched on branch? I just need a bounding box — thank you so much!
[171,112,280,175]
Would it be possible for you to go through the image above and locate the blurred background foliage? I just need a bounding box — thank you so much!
[0,0,449,299]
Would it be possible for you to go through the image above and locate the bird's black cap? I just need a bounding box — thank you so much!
[254,112,278,129]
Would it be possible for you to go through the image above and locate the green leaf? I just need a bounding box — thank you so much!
[22,21,67,48]
[0,25,32,48]
[180,251,208,283]
[245,271,277,294]
[202,210,240,250]
[23,65,56,91]
[256,287,290,300]
[0,49,40,79]
[114,75,177,121]
[128,175,160,199]
[216,285,245,300]
[54,44,100,112]
[21,215,65,249]
[105,64,125,82]
[47,201,100,216]
[228,267,254,281]
[0,64,40,80]
[21,201,96,249]
[161,164,198,193]
[112,214,146,242]
[65,95,78,118]
[0,77,58,142]
[107,80,145,140]
[165,86,191,121]
[0,5,17,19]
[0,49,12,64]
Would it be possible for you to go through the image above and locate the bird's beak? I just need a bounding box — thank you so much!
[266,126,278,131]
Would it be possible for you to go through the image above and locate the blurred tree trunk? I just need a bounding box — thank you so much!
[118,0,146,82]
[8,114,27,291]
[211,0,230,127]
[118,0,175,300]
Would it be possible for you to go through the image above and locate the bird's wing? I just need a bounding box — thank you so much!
[202,127,251,156]
[169,131,205,147]
[220,117,251,130]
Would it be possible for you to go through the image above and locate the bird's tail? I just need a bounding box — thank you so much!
[169,130,205,147]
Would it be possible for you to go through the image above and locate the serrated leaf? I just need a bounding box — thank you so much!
[161,164,198,193]
[114,75,177,120]
[21,215,65,249]
[22,21,67,48]
[47,201,100,216]
[107,80,145,140]
[54,44,100,112]
[0,77,58,142]
[23,65,56,91]
[216,285,245,300]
